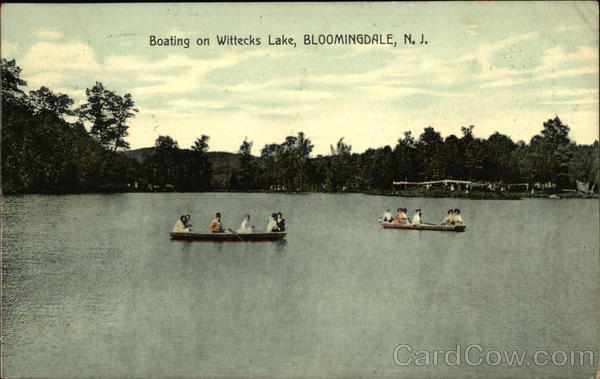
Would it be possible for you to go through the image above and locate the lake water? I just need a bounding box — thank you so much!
[2,193,598,378]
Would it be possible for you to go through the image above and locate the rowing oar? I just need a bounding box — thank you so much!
[227,228,244,241]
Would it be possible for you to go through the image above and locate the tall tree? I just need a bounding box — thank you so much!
[459,125,484,180]
[569,141,599,190]
[189,135,211,190]
[1,58,27,105]
[78,82,138,151]
[28,86,75,119]
[483,132,518,182]
[235,138,257,190]
[145,135,180,189]
[258,132,314,191]
[393,131,418,182]
[416,126,444,180]
[325,138,353,191]
[533,117,574,189]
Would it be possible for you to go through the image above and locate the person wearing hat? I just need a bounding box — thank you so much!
[411,209,422,225]
[452,209,464,225]
[184,214,192,231]
[172,215,191,233]
[441,209,454,225]
[208,212,224,233]
[275,212,286,232]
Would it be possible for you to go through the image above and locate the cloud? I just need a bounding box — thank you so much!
[103,54,198,72]
[26,71,66,89]
[1,41,20,58]
[165,29,197,38]
[554,25,587,33]
[354,85,460,100]
[129,49,299,96]
[20,41,99,71]
[10,28,598,153]
[165,99,232,111]
[478,46,599,88]
[538,87,599,105]
[33,28,64,40]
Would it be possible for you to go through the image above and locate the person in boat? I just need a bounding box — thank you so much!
[403,208,410,224]
[411,209,422,225]
[237,214,254,234]
[452,209,464,225]
[392,208,409,225]
[208,212,224,233]
[266,213,278,232]
[184,214,192,231]
[441,209,454,225]
[379,209,393,223]
[172,215,191,233]
[274,212,285,232]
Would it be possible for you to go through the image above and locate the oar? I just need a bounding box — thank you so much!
[227,228,244,241]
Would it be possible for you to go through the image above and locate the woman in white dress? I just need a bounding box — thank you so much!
[266,213,278,232]
[237,214,254,233]
[411,209,422,225]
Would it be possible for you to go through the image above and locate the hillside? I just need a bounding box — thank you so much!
[120,148,244,175]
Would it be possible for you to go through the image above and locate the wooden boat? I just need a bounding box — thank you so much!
[170,231,287,242]
[379,222,466,232]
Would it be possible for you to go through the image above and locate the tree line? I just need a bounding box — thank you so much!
[2,58,598,195]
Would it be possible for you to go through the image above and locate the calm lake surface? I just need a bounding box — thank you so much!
[2,193,598,378]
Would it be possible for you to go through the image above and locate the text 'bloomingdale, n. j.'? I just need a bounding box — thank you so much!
[148,33,429,49]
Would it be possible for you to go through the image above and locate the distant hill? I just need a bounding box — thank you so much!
[119,148,244,175]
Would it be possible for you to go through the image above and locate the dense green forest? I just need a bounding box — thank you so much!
[2,58,598,195]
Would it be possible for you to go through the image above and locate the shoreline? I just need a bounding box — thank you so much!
[2,189,598,200]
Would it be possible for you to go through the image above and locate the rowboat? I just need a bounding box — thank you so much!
[379,222,466,232]
[170,231,287,242]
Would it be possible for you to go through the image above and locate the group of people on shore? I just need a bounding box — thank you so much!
[380,207,463,226]
[172,212,286,234]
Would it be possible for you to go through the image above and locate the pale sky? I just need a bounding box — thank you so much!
[1,2,598,155]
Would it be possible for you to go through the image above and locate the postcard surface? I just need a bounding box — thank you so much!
[1,2,599,378]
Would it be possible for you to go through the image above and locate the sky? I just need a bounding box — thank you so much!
[1,2,598,156]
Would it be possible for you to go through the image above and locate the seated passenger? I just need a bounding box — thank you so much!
[172,215,191,233]
[411,209,422,225]
[392,208,409,225]
[275,212,286,232]
[441,209,454,225]
[379,209,393,223]
[237,214,254,234]
[401,208,409,224]
[452,209,464,225]
[266,213,278,232]
[184,214,192,231]
[208,212,224,233]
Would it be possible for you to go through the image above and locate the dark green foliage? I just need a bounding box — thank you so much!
[256,132,314,191]
[141,135,212,191]
[1,59,142,194]
[231,138,258,190]
[29,86,75,119]
[77,82,138,151]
